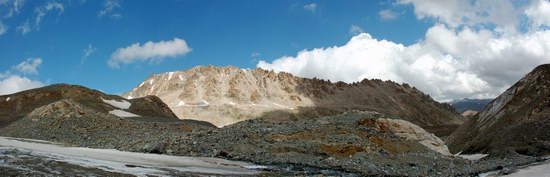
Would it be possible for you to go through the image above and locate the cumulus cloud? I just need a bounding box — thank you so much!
[108,38,192,68]
[303,3,317,12]
[349,24,364,35]
[0,58,45,95]
[525,0,550,29]
[0,75,44,95]
[14,58,42,75]
[99,0,122,19]
[397,0,520,31]
[258,0,550,101]
[34,1,64,30]
[379,9,400,21]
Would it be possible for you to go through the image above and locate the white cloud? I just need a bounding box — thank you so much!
[258,0,550,101]
[379,9,399,21]
[16,20,30,35]
[303,3,317,12]
[251,52,261,58]
[80,44,97,65]
[0,58,45,95]
[99,0,122,19]
[397,0,520,32]
[525,0,550,28]
[0,22,6,36]
[258,26,550,101]
[0,75,44,95]
[108,38,192,68]
[349,24,364,35]
[0,0,25,18]
[14,58,42,75]
[34,1,64,30]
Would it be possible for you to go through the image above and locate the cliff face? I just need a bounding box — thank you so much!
[448,64,550,155]
[124,65,463,136]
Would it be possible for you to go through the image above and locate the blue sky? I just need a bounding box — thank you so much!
[0,0,429,95]
[2,0,550,101]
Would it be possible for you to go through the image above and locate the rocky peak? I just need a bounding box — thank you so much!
[124,65,463,137]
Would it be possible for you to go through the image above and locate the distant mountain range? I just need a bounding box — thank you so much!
[448,98,493,114]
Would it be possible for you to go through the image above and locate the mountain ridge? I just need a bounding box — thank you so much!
[124,65,464,137]
[448,63,550,155]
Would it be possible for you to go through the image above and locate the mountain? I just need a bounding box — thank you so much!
[448,64,550,156]
[124,65,464,137]
[448,98,493,114]
[0,84,216,149]
[0,84,179,128]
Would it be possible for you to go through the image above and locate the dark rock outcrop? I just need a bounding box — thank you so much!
[448,64,550,156]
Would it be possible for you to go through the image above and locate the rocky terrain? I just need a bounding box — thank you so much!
[0,82,545,176]
[124,65,464,137]
[448,64,550,156]
[0,105,540,176]
[0,84,181,128]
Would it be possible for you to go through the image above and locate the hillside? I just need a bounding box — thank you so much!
[0,84,182,128]
[124,65,464,136]
[448,64,550,156]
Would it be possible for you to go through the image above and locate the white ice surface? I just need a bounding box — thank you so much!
[502,161,550,177]
[457,154,489,161]
[101,97,131,109]
[0,137,262,176]
[109,110,140,117]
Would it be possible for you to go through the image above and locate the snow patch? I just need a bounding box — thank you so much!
[183,100,208,107]
[177,101,185,106]
[249,102,269,107]
[126,95,133,99]
[178,75,183,81]
[149,79,154,85]
[139,82,144,87]
[457,153,489,161]
[228,101,236,105]
[101,97,131,109]
[241,69,247,73]
[5,97,10,101]
[109,110,140,117]
[168,72,174,80]
[272,102,293,109]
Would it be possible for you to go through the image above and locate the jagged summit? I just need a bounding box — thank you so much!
[124,65,463,136]
[448,63,550,155]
